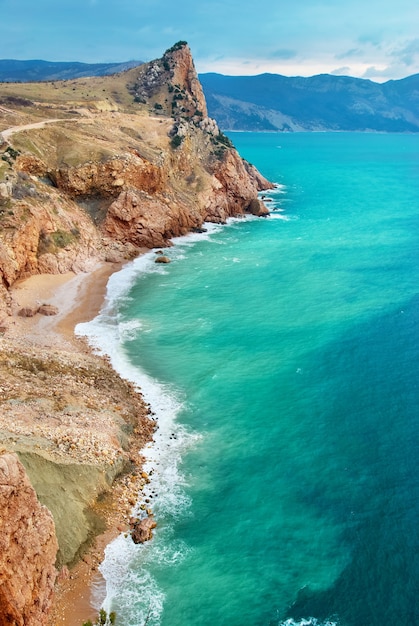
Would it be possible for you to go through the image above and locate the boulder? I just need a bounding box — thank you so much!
[155,255,171,264]
[38,304,59,316]
[130,515,157,544]
[247,198,270,217]
[18,306,38,317]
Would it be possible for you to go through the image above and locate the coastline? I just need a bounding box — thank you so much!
[6,258,150,626]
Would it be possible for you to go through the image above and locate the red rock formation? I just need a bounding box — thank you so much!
[166,43,208,117]
[0,42,273,289]
[0,452,58,626]
[50,154,166,198]
[130,515,157,544]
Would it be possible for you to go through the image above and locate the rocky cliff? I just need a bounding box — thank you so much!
[0,42,272,623]
[0,451,58,625]
[0,42,272,297]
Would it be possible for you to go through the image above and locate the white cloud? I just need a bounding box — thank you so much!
[330,66,352,76]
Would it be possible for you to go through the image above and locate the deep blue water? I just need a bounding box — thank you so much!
[79,132,419,626]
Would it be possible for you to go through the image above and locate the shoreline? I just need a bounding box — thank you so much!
[7,258,150,626]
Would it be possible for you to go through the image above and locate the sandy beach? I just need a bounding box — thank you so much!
[9,262,122,349]
[6,260,147,626]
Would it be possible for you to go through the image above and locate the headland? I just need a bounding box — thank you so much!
[0,41,272,624]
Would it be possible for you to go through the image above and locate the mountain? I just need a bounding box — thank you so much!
[3,59,419,132]
[199,72,419,132]
[0,59,143,81]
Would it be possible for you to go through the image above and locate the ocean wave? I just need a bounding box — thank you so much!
[75,252,205,623]
[100,535,165,626]
[269,213,292,221]
[259,182,287,196]
[74,212,283,623]
[279,617,338,626]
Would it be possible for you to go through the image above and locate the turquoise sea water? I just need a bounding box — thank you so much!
[78,132,419,626]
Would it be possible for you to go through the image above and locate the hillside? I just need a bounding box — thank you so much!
[199,72,419,132]
[0,59,143,82]
[0,42,271,290]
[4,59,419,133]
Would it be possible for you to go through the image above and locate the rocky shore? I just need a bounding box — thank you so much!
[0,42,273,624]
[0,262,158,624]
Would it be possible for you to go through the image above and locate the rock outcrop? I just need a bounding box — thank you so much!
[0,451,58,626]
[0,42,272,290]
[130,515,157,544]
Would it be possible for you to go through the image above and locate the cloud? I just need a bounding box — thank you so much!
[362,64,407,81]
[270,49,297,60]
[357,33,383,47]
[330,66,352,76]
[335,48,362,60]
[391,38,419,66]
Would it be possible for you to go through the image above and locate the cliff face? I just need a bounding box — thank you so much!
[0,451,58,626]
[0,42,272,293]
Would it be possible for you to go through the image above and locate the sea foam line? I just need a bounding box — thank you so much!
[279,617,338,626]
[75,223,241,623]
[75,213,287,623]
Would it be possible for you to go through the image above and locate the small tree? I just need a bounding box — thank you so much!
[170,135,183,149]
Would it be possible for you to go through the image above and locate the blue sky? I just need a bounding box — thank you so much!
[2,0,419,81]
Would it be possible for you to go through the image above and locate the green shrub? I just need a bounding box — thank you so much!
[164,41,188,55]
[216,132,234,148]
[170,135,183,149]
[51,230,75,248]
[81,609,116,625]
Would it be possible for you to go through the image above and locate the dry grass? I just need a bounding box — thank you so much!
[0,67,146,117]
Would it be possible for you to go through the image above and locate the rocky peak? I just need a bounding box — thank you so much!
[131,41,207,121]
[163,41,208,118]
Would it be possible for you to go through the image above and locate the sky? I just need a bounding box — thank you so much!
[1,0,419,82]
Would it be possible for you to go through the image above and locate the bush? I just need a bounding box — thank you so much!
[170,135,183,149]
[164,41,188,55]
[82,609,116,625]
[51,230,75,248]
[216,132,234,148]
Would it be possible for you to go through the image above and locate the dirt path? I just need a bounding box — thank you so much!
[1,116,89,141]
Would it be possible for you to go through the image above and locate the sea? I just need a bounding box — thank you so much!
[76,132,419,626]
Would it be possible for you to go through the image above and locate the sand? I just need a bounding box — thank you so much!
[7,261,137,626]
[10,261,123,349]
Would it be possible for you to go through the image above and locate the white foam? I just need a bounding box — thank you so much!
[100,534,165,626]
[269,213,293,221]
[279,617,338,626]
[74,214,282,622]
[75,232,220,622]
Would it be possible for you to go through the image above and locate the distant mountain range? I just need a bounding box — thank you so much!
[1,59,419,132]
[199,72,419,132]
[0,59,142,82]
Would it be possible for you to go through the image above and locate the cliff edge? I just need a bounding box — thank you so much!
[0,42,272,293]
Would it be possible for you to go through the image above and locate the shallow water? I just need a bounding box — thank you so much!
[77,132,419,625]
